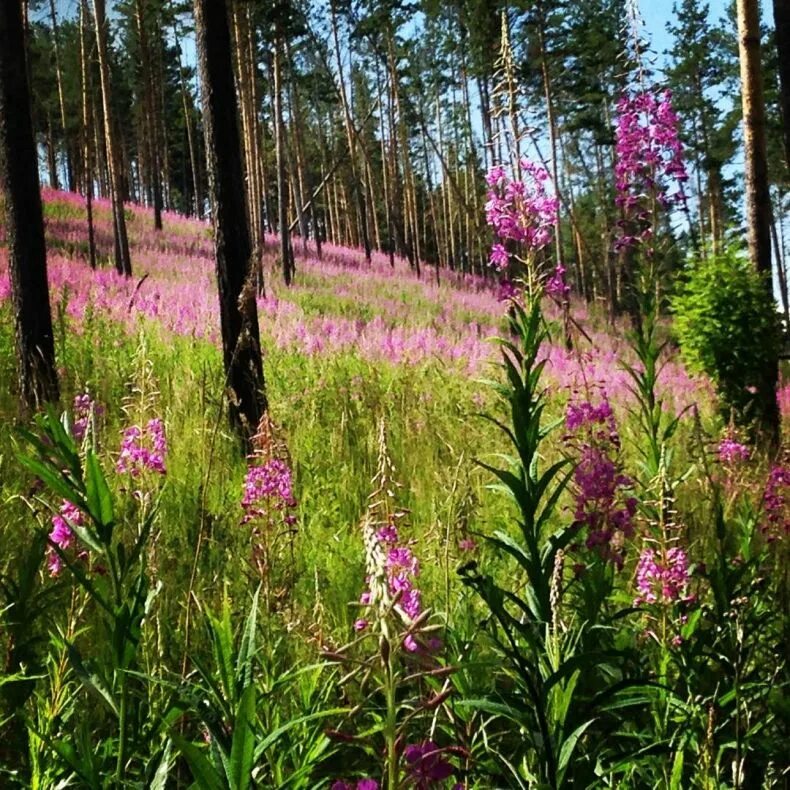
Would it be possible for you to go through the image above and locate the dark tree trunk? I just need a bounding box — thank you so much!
[80,0,97,270]
[737,0,780,445]
[194,0,267,445]
[93,0,132,276]
[773,0,790,172]
[0,0,59,409]
[135,0,162,230]
[273,29,293,286]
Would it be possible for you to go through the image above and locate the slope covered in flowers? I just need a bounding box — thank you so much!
[0,189,710,417]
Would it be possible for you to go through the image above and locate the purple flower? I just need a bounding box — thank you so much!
[634,546,692,606]
[545,263,570,300]
[614,89,687,252]
[47,500,85,577]
[403,741,454,787]
[484,160,558,272]
[117,419,167,476]
[718,436,750,465]
[72,392,102,441]
[489,243,509,272]
[762,465,790,540]
[241,457,297,525]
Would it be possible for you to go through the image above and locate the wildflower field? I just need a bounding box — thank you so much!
[0,187,787,788]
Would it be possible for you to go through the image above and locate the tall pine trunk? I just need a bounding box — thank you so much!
[92,0,132,276]
[80,0,97,270]
[273,28,293,285]
[737,0,780,444]
[0,0,59,409]
[194,0,266,444]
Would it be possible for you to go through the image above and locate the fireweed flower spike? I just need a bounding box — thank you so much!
[241,457,297,526]
[564,392,636,567]
[72,392,103,442]
[762,465,790,540]
[484,158,559,276]
[614,88,688,253]
[116,418,167,476]
[634,547,693,606]
[718,435,751,465]
[47,500,86,577]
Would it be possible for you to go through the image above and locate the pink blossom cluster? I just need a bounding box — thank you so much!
[762,465,790,540]
[614,89,688,252]
[634,547,692,606]
[403,741,455,787]
[72,392,102,442]
[565,394,636,567]
[241,457,297,527]
[717,435,751,465]
[47,500,86,577]
[331,742,456,790]
[356,518,428,653]
[565,396,616,436]
[484,159,558,272]
[545,263,570,301]
[116,418,167,476]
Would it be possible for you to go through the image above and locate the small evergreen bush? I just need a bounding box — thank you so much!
[671,246,781,426]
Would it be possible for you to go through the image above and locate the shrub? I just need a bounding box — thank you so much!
[671,246,781,427]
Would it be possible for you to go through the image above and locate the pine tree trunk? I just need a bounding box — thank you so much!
[173,18,202,217]
[0,0,59,409]
[92,0,132,276]
[772,0,790,171]
[135,0,162,230]
[48,0,73,191]
[80,0,97,270]
[194,0,267,445]
[330,0,371,262]
[273,29,293,284]
[737,0,780,443]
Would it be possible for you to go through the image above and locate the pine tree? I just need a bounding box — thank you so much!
[194,0,267,444]
[736,0,780,444]
[0,0,59,409]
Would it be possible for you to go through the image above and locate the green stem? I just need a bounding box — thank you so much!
[384,657,398,790]
[116,674,128,781]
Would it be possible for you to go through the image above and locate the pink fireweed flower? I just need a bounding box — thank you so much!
[545,263,570,300]
[241,457,298,526]
[762,465,790,540]
[634,546,693,606]
[718,436,751,465]
[489,243,509,272]
[403,741,454,787]
[116,419,167,476]
[47,500,85,577]
[357,506,435,652]
[72,392,102,441]
[614,88,687,252]
[484,159,558,273]
[565,393,634,566]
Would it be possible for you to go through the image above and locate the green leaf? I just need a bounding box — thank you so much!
[85,451,114,541]
[558,719,595,774]
[229,684,256,790]
[171,732,225,790]
[150,738,174,790]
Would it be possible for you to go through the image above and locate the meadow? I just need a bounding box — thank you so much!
[0,191,787,788]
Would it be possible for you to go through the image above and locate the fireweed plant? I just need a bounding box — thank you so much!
[459,291,651,788]
[325,422,460,790]
[241,414,299,610]
[17,407,169,785]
